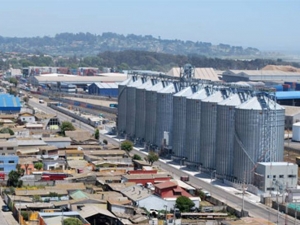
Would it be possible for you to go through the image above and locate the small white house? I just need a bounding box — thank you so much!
[19,112,36,123]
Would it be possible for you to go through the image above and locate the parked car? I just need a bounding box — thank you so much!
[2,205,10,212]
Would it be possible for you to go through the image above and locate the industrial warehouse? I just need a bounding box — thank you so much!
[117,64,289,189]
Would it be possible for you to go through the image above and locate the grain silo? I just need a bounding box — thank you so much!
[117,76,134,136]
[155,82,178,147]
[200,90,229,171]
[215,92,250,180]
[185,86,212,164]
[233,95,285,184]
[135,79,156,142]
[145,81,166,145]
[125,78,145,140]
[172,86,198,158]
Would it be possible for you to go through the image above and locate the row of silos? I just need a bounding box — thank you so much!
[117,77,285,184]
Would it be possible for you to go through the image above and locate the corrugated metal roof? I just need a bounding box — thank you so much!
[187,88,210,100]
[236,96,284,110]
[0,94,21,108]
[201,91,226,103]
[218,93,244,106]
[158,83,176,94]
[174,86,194,97]
[227,70,300,76]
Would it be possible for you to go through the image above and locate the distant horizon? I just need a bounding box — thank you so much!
[1,0,299,54]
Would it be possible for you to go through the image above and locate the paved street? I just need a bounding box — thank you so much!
[0,198,18,225]
[29,98,300,224]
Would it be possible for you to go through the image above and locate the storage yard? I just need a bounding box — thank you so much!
[118,65,285,185]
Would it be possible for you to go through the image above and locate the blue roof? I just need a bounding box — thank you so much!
[275,91,300,100]
[0,94,21,108]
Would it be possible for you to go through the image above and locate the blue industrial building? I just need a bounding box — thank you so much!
[0,94,21,113]
[0,155,19,174]
[88,83,118,97]
[276,91,300,106]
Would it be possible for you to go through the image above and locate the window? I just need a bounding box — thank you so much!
[288,175,296,178]
[8,160,14,164]
[0,148,3,150]
[0,161,3,164]
[267,175,270,178]
[0,168,4,171]
[267,187,275,191]
[273,175,276,178]
[7,148,14,150]
[279,175,284,178]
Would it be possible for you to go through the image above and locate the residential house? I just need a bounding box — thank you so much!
[121,173,171,186]
[0,141,18,154]
[0,155,19,174]
[11,127,30,137]
[38,212,90,225]
[120,185,166,211]
[35,113,61,130]
[19,157,38,175]
[43,137,71,148]
[39,145,58,156]
[19,112,36,123]
[25,123,44,130]
[65,150,84,161]
[42,158,66,170]
[154,181,201,209]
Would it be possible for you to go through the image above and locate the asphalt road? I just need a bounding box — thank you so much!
[28,98,299,224]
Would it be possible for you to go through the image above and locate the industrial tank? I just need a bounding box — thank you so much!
[135,79,156,141]
[200,90,228,171]
[185,86,212,164]
[145,82,166,145]
[215,93,249,180]
[155,83,178,147]
[292,122,300,141]
[125,78,144,139]
[172,86,197,157]
[117,77,134,135]
[233,95,285,184]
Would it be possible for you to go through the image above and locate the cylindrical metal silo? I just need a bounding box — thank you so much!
[125,78,144,140]
[145,82,165,145]
[185,87,212,164]
[172,86,196,158]
[135,79,156,141]
[215,93,247,180]
[200,90,228,171]
[117,77,133,136]
[233,95,285,184]
[155,83,178,147]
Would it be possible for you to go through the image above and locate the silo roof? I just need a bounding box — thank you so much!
[136,79,153,89]
[127,78,143,87]
[201,91,227,103]
[218,93,244,106]
[187,88,209,100]
[148,81,165,91]
[174,86,194,97]
[119,77,133,86]
[236,96,284,110]
[158,83,176,94]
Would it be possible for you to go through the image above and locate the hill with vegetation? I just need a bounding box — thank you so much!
[0,32,263,57]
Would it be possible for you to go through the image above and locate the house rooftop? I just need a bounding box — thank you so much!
[121,185,152,201]
[43,137,72,142]
[155,181,177,190]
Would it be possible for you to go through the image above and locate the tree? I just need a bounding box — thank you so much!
[175,196,195,212]
[9,77,18,87]
[121,140,133,152]
[94,128,99,140]
[63,217,83,225]
[60,121,75,136]
[23,96,29,103]
[102,139,108,145]
[133,154,142,160]
[7,167,23,188]
[145,151,159,165]
[0,127,14,135]
[34,162,43,170]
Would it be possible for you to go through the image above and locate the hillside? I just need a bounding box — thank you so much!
[0,32,261,57]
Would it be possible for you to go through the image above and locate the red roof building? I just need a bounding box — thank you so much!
[154,181,192,198]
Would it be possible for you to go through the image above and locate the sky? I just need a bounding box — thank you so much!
[0,0,299,52]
